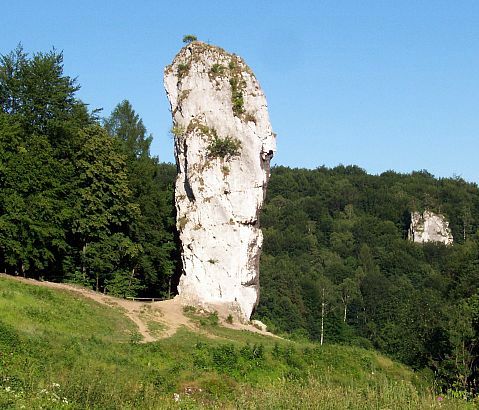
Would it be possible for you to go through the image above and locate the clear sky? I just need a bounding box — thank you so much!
[1,1,478,181]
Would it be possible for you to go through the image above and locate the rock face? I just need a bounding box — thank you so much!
[164,42,276,320]
[408,210,453,245]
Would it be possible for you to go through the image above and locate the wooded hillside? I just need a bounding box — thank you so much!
[257,165,479,396]
[1,46,478,397]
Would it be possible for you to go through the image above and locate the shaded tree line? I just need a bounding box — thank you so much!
[256,165,479,396]
[1,46,478,396]
[0,46,177,297]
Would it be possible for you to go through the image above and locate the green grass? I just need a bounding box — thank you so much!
[0,276,474,409]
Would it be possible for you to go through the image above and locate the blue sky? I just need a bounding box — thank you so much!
[2,1,478,181]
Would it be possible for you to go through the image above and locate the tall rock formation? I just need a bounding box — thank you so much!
[408,210,453,245]
[164,41,276,320]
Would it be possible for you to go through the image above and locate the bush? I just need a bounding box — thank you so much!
[177,63,190,79]
[182,34,197,44]
[212,344,238,372]
[229,78,245,115]
[200,311,219,327]
[207,136,241,160]
[210,63,225,75]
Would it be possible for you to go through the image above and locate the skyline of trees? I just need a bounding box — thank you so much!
[1,45,478,396]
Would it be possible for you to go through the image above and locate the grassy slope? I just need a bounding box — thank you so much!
[0,276,470,409]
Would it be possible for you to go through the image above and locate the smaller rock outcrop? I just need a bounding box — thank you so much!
[408,210,453,245]
[251,319,267,332]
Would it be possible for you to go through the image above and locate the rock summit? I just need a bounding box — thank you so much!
[164,41,276,320]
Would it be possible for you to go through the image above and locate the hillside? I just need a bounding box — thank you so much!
[1,46,479,403]
[256,165,479,395]
[0,274,465,409]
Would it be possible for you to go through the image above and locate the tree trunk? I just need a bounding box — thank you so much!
[343,303,347,323]
[320,288,325,346]
[82,243,88,281]
[128,267,135,291]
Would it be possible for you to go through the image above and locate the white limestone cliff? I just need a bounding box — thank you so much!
[408,210,453,245]
[164,41,276,320]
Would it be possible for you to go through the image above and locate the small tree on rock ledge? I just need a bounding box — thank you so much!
[182,35,197,44]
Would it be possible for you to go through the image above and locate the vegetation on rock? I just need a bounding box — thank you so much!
[2,45,479,401]
[182,34,197,44]
[207,135,242,160]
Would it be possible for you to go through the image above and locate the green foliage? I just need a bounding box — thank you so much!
[104,101,177,297]
[183,305,197,314]
[0,45,84,134]
[229,77,245,116]
[207,135,242,160]
[202,311,219,327]
[182,34,197,44]
[103,99,152,160]
[0,276,466,408]
[177,62,190,78]
[0,47,176,298]
[210,63,225,76]
[170,124,185,138]
[3,44,479,400]
[256,165,479,397]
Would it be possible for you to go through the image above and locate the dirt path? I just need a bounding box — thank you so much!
[0,273,277,342]
[0,273,193,343]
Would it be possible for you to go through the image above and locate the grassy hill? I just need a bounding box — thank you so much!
[0,276,471,409]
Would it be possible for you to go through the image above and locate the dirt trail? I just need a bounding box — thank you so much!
[0,274,277,342]
[0,273,193,342]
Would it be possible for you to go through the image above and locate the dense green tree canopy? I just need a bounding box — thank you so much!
[0,47,176,297]
[1,45,478,397]
[256,165,479,394]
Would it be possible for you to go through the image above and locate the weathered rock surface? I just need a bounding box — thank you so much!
[251,319,268,332]
[164,41,276,320]
[408,210,453,245]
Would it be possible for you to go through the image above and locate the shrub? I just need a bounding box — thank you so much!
[212,344,238,372]
[207,136,241,160]
[229,78,245,115]
[177,63,190,79]
[240,343,265,364]
[170,124,185,138]
[182,34,197,44]
[210,63,225,75]
[221,165,230,177]
[200,311,219,327]
[178,216,188,230]
[183,305,197,314]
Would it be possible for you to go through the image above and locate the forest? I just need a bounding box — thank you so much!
[1,46,478,398]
